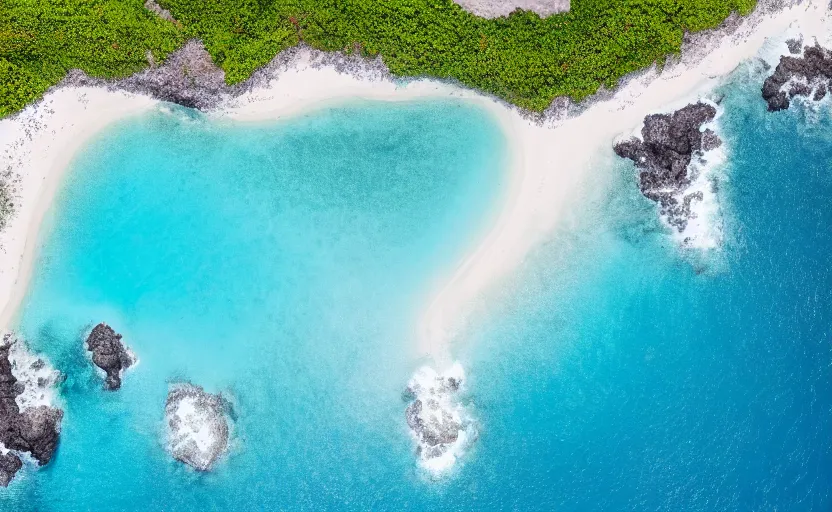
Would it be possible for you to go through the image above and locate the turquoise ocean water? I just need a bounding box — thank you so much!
[4,63,832,510]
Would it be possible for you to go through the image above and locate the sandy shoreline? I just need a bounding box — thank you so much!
[0,0,829,364]
[0,90,158,330]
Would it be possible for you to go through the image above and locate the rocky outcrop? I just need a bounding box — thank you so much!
[0,334,63,486]
[14,406,63,465]
[453,0,569,19]
[144,0,176,23]
[165,384,232,472]
[85,323,135,391]
[762,44,832,111]
[785,36,803,55]
[0,452,22,487]
[60,41,394,114]
[64,40,231,111]
[614,102,722,243]
[404,364,475,475]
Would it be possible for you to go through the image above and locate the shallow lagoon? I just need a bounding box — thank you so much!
[10,99,508,510]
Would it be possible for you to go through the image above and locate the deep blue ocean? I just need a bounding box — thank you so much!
[4,63,832,510]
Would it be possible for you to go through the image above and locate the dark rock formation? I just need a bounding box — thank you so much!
[0,334,63,486]
[15,406,63,465]
[64,41,229,111]
[405,398,462,449]
[613,102,721,233]
[762,44,832,111]
[785,36,803,55]
[0,452,22,487]
[59,40,394,114]
[165,384,231,472]
[85,323,135,391]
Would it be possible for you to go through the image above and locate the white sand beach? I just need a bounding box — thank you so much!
[0,0,829,368]
[0,90,158,330]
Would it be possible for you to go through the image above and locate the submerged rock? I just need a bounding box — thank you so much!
[85,323,135,391]
[614,102,723,247]
[404,363,475,475]
[0,334,63,486]
[165,384,231,472]
[762,44,832,111]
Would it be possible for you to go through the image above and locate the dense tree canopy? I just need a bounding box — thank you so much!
[0,0,756,117]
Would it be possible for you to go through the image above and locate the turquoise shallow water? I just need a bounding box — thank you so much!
[7,99,509,510]
[5,62,832,510]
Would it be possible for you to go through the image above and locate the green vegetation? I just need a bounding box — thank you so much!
[0,0,182,117]
[1,0,757,117]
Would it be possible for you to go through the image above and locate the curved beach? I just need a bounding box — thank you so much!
[0,0,829,360]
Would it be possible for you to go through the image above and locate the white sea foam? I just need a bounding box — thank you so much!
[5,334,60,410]
[405,362,476,476]
[679,111,728,251]
[669,99,727,251]
[165,383,232,472]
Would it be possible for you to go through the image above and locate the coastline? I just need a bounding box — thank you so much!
[417,0,831,361]
[0,0,829,365]
[0,90,158,331]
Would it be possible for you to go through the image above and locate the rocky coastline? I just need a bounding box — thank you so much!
[614,102,722,242]
[60,39,394,114]
[762,43,832,111]
[85,323,136,391]
[0,334,63,487]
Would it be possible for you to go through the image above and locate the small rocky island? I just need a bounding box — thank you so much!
[614,102,722,239]
[404,364,474,473]
[165,384,232,472]
[762,43,832,111]
[85,323,136,391]
[0,334,63,487]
